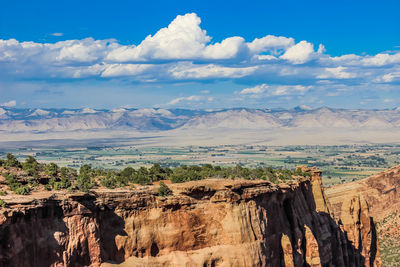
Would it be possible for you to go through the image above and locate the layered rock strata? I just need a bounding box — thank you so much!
[326,164,400,266]
[326,165,400,220]
[0,175,380,266]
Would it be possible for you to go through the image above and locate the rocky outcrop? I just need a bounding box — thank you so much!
[297,166,330,213]
[326,165,400,220]
[338,195,380,267]
[0,176,380,267]
[326,164,400,266]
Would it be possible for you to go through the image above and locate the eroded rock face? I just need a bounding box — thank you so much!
[327,165,400,221]
[0,178,380,267]
[326,165,400,266]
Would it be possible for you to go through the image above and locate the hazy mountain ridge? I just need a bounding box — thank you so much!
[1,107,400,133]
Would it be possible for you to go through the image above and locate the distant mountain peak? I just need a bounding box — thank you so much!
[62,110,76,115]
[294,105,313,111]
[29,108,50,116]
[80,108,98,114]
[1,107,400,134]
[111,108,127,113]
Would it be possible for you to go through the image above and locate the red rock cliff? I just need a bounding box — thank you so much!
[0,177,380,267]
[326,164,400,266]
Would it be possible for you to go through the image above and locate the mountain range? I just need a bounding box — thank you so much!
[1,106,400,133]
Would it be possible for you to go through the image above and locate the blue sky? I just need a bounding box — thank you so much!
[0,0,399,109]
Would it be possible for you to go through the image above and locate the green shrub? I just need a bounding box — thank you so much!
[70,164,96,192]
[28,179,39,188]
[45,163,59,177]
[0,191,7,196]
[59,176,72,189]
[0,199,6,208]
[120,167,135,180]
[149,163,168,181]
[44,184,52,191]
[53,179,71,190]
[293,168,311,178]
[276,169,293,181]
[14,185,30,195]
[4,153,21,168]
[100,172,117,189]
[22,156,39,177]
[158,181,172,197]
[132,167,152,185]
[0,153,302,190]
[76,173,95,192]
[4,173,22,192]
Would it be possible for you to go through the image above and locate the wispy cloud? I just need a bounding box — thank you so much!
[50,32,64,37]
[239,84,268,94]
[0,100,16,107]
[237,84,311,98]
[167,95,214,106]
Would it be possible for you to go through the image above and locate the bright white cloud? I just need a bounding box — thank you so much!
[0,38,114,69]
[280,41,316,64]
[106,13,210,62]
[105,14,294,62]
[0,12,398,90]
[361,53,400,66]
[0,100,16,107]
[56,39,104,62]
[247,35,294,54]
[203,37,247,59]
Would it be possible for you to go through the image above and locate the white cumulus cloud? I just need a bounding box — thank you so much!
[106,13,210,62]
[0,12,398,90]
[280,41,316,64]
[247,35,294,54]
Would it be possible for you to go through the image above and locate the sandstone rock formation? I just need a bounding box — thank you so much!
[327,164,400,220]
[326,164,400,266]
[0,176,380,266]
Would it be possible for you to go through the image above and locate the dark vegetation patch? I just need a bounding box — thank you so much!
[0,153,311,195]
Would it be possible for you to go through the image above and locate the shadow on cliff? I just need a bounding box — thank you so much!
[302,179,377,267]
[92,200,128,264]
[70,193,128,265]
[318,211,373,267]
[258,184,378,267]
[321,213,378,267]
[0,201,69,267]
